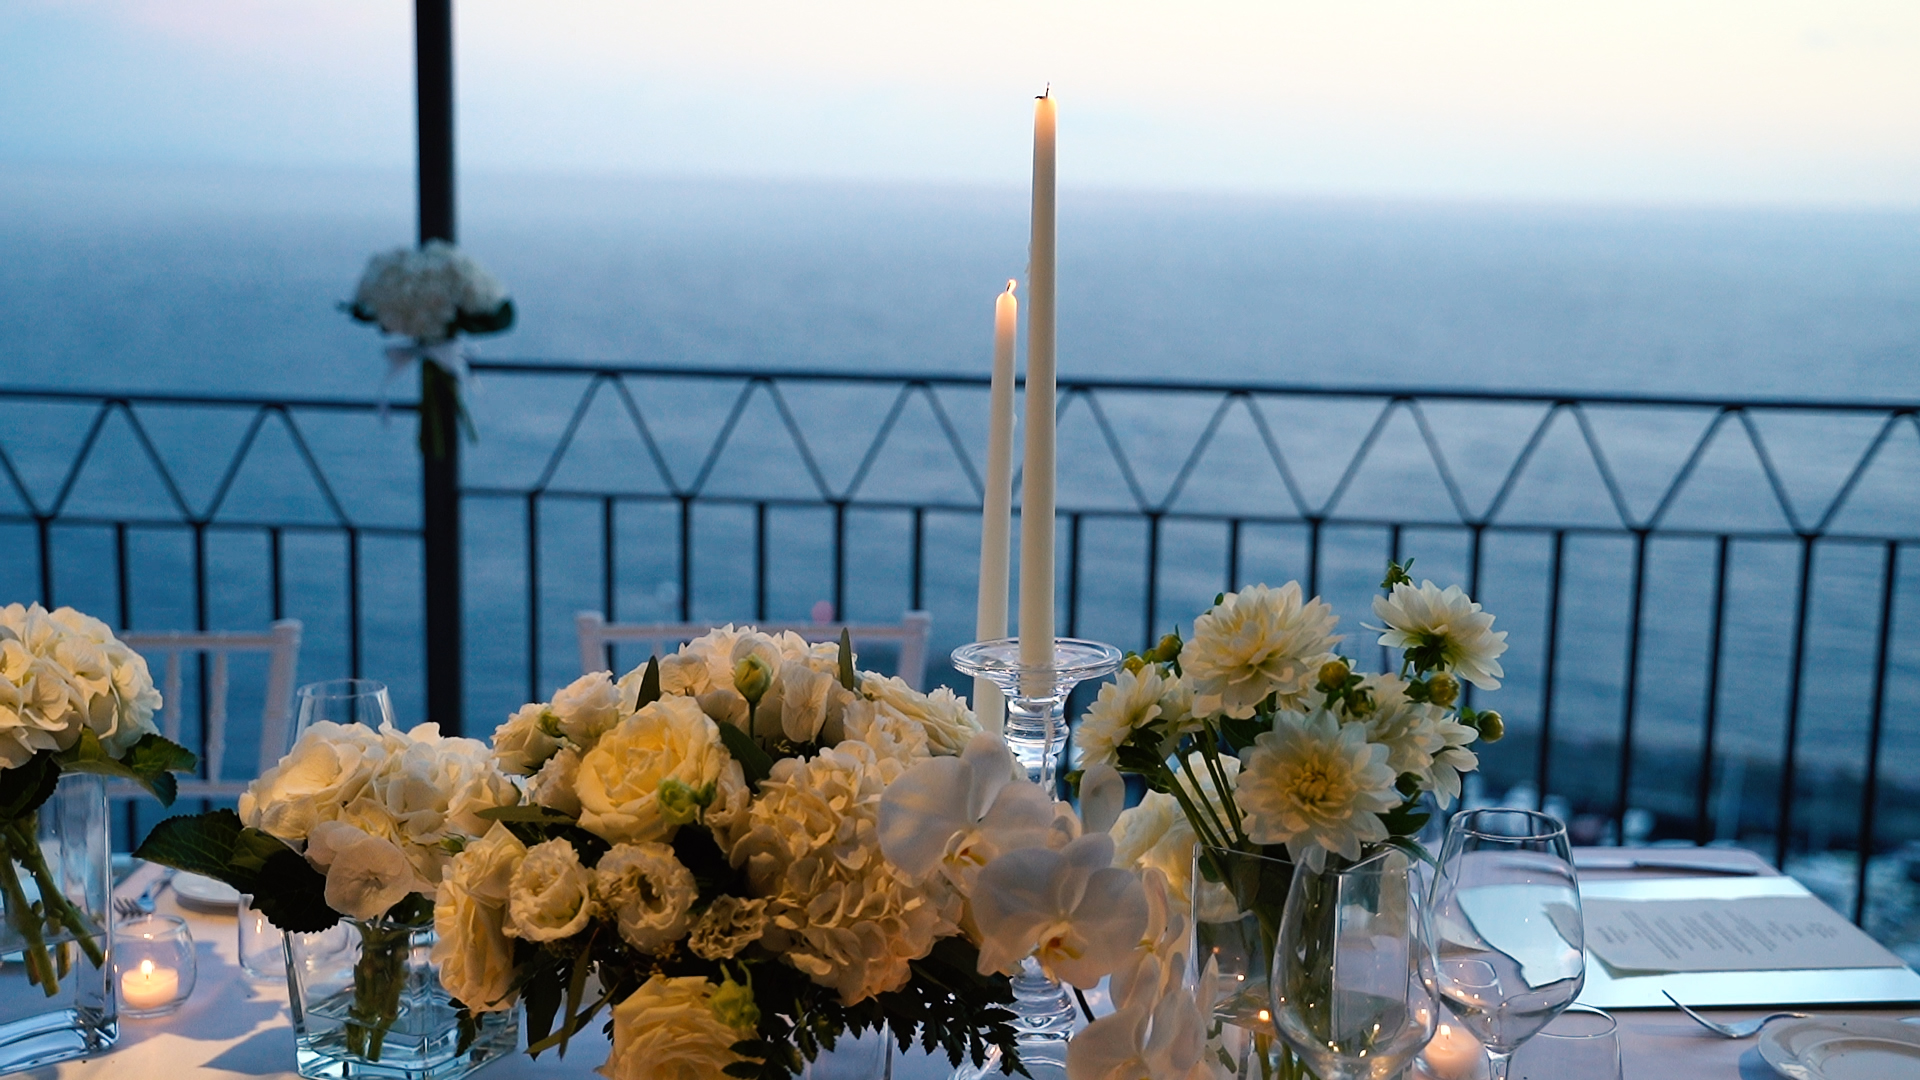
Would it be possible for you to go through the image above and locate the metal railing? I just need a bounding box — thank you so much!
[3,368,1916,930]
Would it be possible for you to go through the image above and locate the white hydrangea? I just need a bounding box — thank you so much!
[0,603,162,769]
[351,240,508,343]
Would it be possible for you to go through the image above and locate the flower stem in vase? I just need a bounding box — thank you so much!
[9,817,103,970]
[0,833,56,996]
[346,920,414,1061]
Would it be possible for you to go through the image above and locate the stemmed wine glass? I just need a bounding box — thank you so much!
[1425,808,1586,1080]
[291,679,395,746]
[1270,849,1439,1080]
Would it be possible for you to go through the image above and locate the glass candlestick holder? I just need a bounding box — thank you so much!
[113,915,195,1019]
[949,636,1124,1080]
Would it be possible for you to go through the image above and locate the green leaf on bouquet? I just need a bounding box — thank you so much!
[55,731,198,806]
[1217,715,1269,753]
[0,752,61,821]
[133,809,248,881]
[634,655,661,709]
[716,720,774,786]
[476,804,578,825]
[837,628,857,692]
[134,810,337,932]
[248,849,337,932]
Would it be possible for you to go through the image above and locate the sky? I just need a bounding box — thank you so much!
[3,0,1919,205]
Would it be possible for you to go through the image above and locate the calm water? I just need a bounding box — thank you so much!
[3,163,1918,840]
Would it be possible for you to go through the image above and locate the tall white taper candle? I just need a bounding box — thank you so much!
[976,281,1018,731]
[1019,90,1057,675]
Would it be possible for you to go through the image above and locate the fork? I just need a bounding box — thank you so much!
[111,867,176,921]
[1663,992,1809,1038]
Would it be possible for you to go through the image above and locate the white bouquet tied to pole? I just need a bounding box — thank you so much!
[343,239,515,460]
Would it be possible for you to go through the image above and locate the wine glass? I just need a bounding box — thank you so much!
[1270,849,1439,1080]
[292,679,395,746]
[1425,808,1585,1080]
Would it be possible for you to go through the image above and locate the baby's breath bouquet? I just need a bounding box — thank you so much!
[1087,561,1509,1079]
[435,626,1021,1080]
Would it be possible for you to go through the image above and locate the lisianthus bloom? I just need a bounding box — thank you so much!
[1236,710,1398,870]
[1372,580,1508,690]
[1183,584,1341,718]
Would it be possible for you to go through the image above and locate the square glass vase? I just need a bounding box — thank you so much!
[285,916,516,1080]
[0,773,116,1074]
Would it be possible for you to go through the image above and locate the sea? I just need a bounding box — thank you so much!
[3,162,1919,856]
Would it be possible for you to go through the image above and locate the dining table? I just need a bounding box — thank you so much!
[58,848,1914,1080]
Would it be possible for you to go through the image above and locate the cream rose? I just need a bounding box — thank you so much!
[576,696,739,844]
[598,975,753,1080]
[593,843,698,953]
[550,670,626,747]
[238,721,388,841]
[506,838,596,942]
[432,823,527,1012]
[492,702,563,776]
[528,746,584,816]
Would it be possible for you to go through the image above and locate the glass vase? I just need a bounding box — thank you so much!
[800,1024,892,1080]
[285,915,516,1080]
[1191,845,1308,1080]
[0,772,115,1074]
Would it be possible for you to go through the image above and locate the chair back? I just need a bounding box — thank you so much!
[117,620,303,800]
[576,611,933,690]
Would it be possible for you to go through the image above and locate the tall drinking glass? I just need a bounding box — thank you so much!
[1425,809,1585,1080]
[293,680,395,745]
[1270,849,1438,1080]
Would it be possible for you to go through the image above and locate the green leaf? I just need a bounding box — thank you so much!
[477,804,578,825]
[56,731,197,806]
[0,753,61,821]
[524,966,564,1057]
[133,809,247,881]
[249,849,338,933]
[837,628,857,692]
[559,928,595,1058]
[635,655,661,710]
[716,720,774,787]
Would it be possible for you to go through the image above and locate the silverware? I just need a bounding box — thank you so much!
[1664,991,1809,1037]
[111,867,176,921]
[1574,854,1761,876]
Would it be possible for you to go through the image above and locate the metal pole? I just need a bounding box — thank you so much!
[417,0,463,734]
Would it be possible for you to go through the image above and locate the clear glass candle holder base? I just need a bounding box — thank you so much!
[951,637,1123,790]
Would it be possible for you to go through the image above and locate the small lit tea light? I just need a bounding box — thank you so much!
[114,913,196,1018]
[1419,1022,1487,1080]
[121,959,179,1011]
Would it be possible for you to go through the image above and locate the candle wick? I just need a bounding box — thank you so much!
[1040,84,1050,99]
[1005,279,1017,295]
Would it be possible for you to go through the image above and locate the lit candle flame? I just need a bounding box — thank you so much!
[139,959,154,977]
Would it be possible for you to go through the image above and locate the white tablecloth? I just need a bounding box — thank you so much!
[52,852,1913,1080]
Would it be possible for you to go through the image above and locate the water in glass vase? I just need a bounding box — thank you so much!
[286,919,516,1080]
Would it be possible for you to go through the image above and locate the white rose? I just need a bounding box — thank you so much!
[433,824,527,1012]
[239,721,388,842]
[307,819,427,920]
[506,838,595,942]
[686,895,768,962]
[576,696,740,845]
[492,702,563,776]
[550,671,626,748]
[528,746,584,816]
[594,843,698,953]
[598,975,753,1080]
[860,674,979,757]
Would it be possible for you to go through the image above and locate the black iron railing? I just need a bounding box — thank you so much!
[3,369,1916,933]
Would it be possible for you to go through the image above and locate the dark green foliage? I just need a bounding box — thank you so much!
[55,732,197,806]
[718,722,775,786]
[134,810,340,932]
[0,753,60,821]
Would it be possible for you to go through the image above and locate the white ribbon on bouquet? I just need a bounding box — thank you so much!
[378,338,472,424]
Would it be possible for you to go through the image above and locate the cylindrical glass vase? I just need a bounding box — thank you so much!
[285,916,517,1080]
[0,772,116,1073]
[1192,845,1310,1080]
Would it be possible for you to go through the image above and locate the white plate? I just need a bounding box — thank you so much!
[170,871,242,912]
[1760,1016,1920,1079]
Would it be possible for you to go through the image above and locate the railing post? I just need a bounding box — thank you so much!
[417,0,463,734]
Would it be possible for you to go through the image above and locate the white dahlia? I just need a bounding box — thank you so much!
[1183,584,1341,719]
[1372,580,1508,690]
[1077,665,1191,772]
[1236,710,1398,869]
[1348,674,1478,806]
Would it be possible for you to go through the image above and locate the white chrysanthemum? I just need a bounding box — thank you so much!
[1236,710,1398,870]
[352,241,507,342]
[1372,580,1508,690]
[729,743,952,1004]
[1183,584,1341,718]
[1349,674,1480,808]
[1077,665,1191,772]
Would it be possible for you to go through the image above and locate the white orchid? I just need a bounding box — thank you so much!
[1372,579,1508,690]
[1065,871,1211,1080]
[970,833,1149,989]
[878,733,1069,892]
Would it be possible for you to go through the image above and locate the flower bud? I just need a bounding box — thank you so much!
[1123,654,1147,675]
[710,976,760,1031]
[656,778,707,826]
[1317,659,1351,692]
[1425,672,1459,709]
[733,654,773,705]
[1475,710,1504,743]
[1150,633,1183,663]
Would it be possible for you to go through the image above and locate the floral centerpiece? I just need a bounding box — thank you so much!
[343,240,514,459]
[1083,561,1508,1078]
[0,604,194,999]
[136,720,522,1068]
[429,626,1025,1080]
